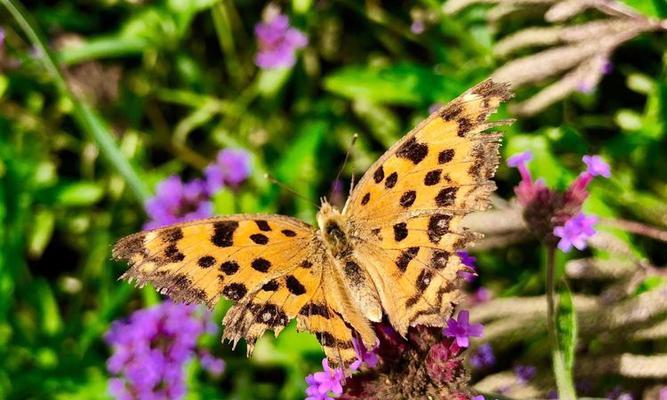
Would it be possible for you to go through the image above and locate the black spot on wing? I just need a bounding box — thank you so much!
[197,256,216,268]
[250,233,269,245]
[361,192,371,205]
[396,137,428,165]
[212,221,239,247]
[163,227,184,243]
[164,244,185,263]
[428,214,452,244]
[438,149,455,164]
[424,169,441,186]
[300,303,330,318]
[395,246,419,272]
[281,229,297,237]
[223,283,247,301]
[431,250,450,270]
[255,220,271,231]
[373,166,385,183]
[457,117,473,137]
[286,275,307,295]
[251,258,271,272]
[416,269,433,291]
[385,172,398,189]
[435,187,457,207]
[262,279,279,291]
[220,261,240,275]
[400,191,416,208]
[393,222,408,242]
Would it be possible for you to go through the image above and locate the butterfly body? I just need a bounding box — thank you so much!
[113,79,513,370]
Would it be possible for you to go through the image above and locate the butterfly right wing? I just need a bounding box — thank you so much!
[344,80,513,334]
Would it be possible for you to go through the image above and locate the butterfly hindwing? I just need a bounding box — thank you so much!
[346,79,513,334]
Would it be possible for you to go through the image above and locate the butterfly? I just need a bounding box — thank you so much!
[113,79,513,371]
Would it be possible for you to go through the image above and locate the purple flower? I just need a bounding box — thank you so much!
[470,343,495,370]
[553,213,597,252]
[204,148,252,194]
[472,287,492,304]
[255,13,308,69]
[507,151,532,168]
[471,396,485,400]
[144,176,212,230]
[351,337,379,370]
[582,155,611,178]
[305,359,344,400]
[660,387,667,400]
[443,310,483,348]
[200,352,225,376]
[514,364,536,384]
[410,20,425,34]
[567,154,611,206]
[0,27,5,50]
[105,301,220,400]
[456,251,477,282]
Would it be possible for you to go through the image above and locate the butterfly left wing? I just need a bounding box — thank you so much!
[113,215,376,369]
[344,80,513,334]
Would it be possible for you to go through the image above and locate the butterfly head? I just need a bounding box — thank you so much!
[317,198,352,258]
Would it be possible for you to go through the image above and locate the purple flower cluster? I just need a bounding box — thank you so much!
[507,152,611,252]
[255,12,308,69]
[443,310,484,348]
[144,149,251,229]
[105,301,224,400]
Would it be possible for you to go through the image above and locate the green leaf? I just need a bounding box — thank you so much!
[37,181,104,206]
[553,280,577,398]
[27,208,55,258]
[324,64,464,106]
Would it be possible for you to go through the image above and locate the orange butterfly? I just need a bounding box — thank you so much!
[113,79,513,370]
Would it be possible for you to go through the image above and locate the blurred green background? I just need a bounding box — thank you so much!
[1,0,667,399]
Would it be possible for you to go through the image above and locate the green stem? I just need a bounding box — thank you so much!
[1,0,150,203]
[546,245,557,341]
[546,245,577,399]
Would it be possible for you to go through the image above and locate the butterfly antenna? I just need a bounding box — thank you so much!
[264,174,320,208]
[334,133,358,187]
